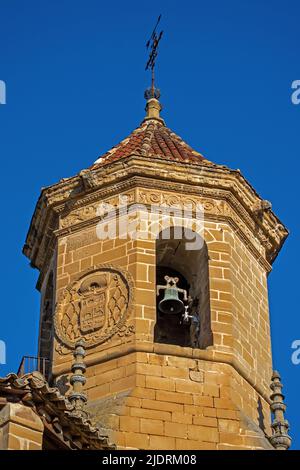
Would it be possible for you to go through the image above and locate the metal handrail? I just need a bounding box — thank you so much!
[17,355,51,377]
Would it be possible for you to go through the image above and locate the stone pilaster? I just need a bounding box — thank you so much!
[68,340,88,419]
[269,371,292,450]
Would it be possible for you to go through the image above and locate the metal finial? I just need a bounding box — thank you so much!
[68,339,88,419]
[145,15,163,100]
[144,87,161,101]
[269,370,292,450]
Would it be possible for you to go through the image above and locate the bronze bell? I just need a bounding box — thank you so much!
[157,276,187,315]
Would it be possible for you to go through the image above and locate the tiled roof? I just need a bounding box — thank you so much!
[93,119,208,167]
[0,372,115,450]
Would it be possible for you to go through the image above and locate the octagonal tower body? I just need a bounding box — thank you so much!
[23,97,288,450]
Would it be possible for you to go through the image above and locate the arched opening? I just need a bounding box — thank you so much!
[155,227,212,349]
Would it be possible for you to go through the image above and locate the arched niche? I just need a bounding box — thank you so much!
[155,227,213,349]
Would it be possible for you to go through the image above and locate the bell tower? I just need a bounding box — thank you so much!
[23,90,289,450]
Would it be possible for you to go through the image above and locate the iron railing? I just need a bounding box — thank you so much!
[17,356,51,378]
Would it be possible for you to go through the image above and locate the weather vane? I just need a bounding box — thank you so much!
[145,14,163,100]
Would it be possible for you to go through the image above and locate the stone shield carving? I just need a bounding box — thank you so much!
[54,265,134,349]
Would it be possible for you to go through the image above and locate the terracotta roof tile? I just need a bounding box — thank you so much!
[0,372,115,450]
[92,119,208,167]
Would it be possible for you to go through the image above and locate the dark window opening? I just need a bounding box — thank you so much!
[155,227,213,349]
[155,266,190,346]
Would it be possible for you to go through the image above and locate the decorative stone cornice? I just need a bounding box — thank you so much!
[23,154,288,285]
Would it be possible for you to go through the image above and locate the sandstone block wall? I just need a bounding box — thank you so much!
[46,187,274,450]
[0,403,44,450]
[84,351,272,450]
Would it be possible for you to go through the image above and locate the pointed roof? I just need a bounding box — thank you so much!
[92,96,209,168]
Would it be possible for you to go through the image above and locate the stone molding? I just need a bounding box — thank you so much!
[52,342,272,405]
[23,155,288,286]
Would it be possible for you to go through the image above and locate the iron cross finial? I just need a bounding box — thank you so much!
[145,15,164,100]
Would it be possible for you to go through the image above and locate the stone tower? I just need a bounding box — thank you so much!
[23,92,288,450]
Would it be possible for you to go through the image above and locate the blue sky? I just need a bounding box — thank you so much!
[0,0,299,449]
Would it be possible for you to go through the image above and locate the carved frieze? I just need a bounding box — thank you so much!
[137,190,224,215]
[60,205,98,228]
[59,187,266,261]
[60,191,135,229]
[25,158,288,281]
[54,265,134,350]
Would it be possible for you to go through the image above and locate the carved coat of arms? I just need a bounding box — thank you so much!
[54,265,134,350]
[78,275,107,333]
